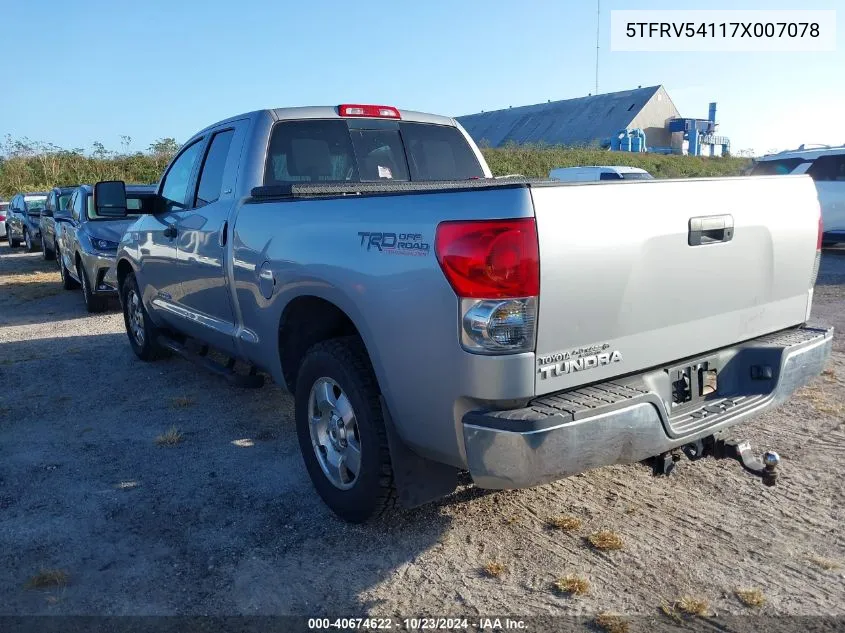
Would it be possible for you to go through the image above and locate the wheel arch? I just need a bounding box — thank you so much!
[274,285,390,399]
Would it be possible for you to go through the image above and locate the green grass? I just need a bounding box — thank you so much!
[0,139,751,199]
[481,145,750,180]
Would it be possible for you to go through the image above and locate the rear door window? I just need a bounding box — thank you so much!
[194,129,235,207]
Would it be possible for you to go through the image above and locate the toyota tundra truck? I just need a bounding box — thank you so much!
[96,104,833,523]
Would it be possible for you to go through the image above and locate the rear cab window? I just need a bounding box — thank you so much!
[749,158,804,176]
[264,119,484,186]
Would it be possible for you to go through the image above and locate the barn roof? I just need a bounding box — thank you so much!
[456,85,663,148]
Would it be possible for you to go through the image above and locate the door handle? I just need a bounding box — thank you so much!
[219,221,228,247]
[163,224,177,239]
[688,215,734,246]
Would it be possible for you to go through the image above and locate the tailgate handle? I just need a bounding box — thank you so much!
[688,214,734,246]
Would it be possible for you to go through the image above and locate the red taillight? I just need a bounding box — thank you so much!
[338,104,401,119]
[435,218,540,299]
[0,215,5,222]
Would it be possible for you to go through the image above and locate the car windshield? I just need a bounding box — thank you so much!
[86,193,155,220]
[58,194,73,210]
[25,197,47,211]
[264,119,484,186]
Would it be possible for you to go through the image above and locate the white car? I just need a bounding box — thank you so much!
[548,165,654,182]
[0,201,8,239]
[751,144,845,246]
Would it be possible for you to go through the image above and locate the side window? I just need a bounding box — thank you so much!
[45,193,54,213]
[70,191,80,221]
[194,129,235,208]
[807,155,845,182]
[160,140,205,212]
[599,172,622,181]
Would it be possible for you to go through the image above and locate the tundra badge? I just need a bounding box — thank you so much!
[537,349,622,379]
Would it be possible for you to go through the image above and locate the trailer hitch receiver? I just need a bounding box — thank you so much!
[706,436,780,486]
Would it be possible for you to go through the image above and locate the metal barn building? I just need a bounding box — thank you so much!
[457,85,681,151]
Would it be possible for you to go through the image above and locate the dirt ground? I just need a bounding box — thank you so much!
[1,244,843,622]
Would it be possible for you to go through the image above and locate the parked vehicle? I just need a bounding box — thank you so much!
[39,186,77,261]
[751,144,845,245]
[0,201,8,240]
[5,193,47,250]
[99,103,831,523]
[548,165,653,182]
[57,184,156,312]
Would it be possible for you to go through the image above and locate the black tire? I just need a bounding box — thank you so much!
[23,229,36,253]
[10,235,21,248]
[77,260,108,313]
[121,271,165,361]
[295,336,396,523]
[41,235,55,260]
[57,248,79,290]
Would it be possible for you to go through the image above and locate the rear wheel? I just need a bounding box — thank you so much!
[121,271,165,361]
[295,336,396,523]
[78,260,108,313]
[10,231,21,248]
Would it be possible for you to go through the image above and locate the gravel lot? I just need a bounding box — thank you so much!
[1,244,843,620]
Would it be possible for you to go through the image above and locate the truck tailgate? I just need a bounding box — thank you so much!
[531,175,820,395]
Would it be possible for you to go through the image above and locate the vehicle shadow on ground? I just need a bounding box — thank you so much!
[0,333,453,615]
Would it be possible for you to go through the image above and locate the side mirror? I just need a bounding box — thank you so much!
[94,180,128,218]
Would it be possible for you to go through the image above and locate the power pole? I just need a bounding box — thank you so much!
[595,0,600,95]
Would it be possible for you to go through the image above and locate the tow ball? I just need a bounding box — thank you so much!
[652,435,781,486]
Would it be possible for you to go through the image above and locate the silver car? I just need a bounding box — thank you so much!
[57,184,157,312]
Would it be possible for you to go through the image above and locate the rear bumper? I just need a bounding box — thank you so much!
[463,326,833,489]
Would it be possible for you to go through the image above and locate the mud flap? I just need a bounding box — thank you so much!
[380,396,458,508]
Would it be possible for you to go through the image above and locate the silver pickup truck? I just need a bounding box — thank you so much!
[97,104,832,522]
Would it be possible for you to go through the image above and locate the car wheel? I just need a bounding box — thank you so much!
[78,261,108,313]
[10,233,21,248]
[41,235,55,260]
[121,271,165,361]
[57,248,79,290]
[295,336,397,523]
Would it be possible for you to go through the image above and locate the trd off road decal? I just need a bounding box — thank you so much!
[537,344,622,379]
[358,232,430,256]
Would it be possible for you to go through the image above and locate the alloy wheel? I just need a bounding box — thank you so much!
[126,289,145,347]
[308,377,362,490]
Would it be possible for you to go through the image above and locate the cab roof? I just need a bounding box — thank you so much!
[758,144,845,162]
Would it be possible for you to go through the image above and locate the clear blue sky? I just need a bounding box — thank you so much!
[2,0,842,156]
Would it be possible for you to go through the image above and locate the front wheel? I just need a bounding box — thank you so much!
[23,229,35,253]
[78,261,108,313]
[121,271,165,361]
[58,249,79,290]
[41,235,54,260]
[295,336,396,523]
